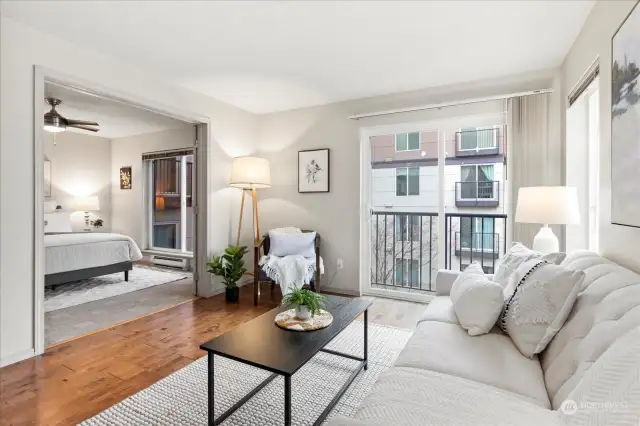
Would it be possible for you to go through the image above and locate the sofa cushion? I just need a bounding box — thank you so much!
[418,296,459,324]
[499,259,584,358]
[493,242,566,286]
[451,269,503,336]
[394,320,550,408]
[342,367,563,426]
[541,251,640,409]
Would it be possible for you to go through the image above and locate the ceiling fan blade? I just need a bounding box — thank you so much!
[68,124,100,132]
[66,119,100,126]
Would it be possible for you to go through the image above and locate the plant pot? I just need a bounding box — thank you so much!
[225,287,239,303]
[295,305,312,320]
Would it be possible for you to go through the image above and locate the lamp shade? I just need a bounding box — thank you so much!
[72,195,100,212]
[229,156,271,189]
[515,186,580,225]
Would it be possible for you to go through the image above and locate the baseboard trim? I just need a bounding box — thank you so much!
[1,348,36,367]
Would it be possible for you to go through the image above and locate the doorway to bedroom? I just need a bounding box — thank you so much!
[40,81,204,347]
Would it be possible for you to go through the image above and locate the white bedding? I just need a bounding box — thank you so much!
[45,233,143,275]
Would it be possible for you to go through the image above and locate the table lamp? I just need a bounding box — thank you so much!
[229,156,271,246]
[515,186,580,253]
[72,195,100,232]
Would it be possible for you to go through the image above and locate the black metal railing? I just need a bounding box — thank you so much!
[371,212,438,292]
[455,181,499,207]
[445,213,507,272]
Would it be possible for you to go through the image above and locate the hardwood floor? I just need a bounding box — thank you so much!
[0,286,426,426]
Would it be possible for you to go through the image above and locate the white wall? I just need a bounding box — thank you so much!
[110,125,194,248]
[44,131,112,232]
[561,0,639,269]
[0,16,257,365]
[256,70,557,296]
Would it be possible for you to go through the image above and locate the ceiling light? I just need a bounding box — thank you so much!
[44,124,65,133]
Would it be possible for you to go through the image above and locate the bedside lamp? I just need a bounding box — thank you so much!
[72,195,100,232]
[515,186,580,253]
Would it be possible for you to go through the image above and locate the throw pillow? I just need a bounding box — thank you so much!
[268,230,316,258]
[499,258,585,358]
[451,263,503,336]
[493,242,566,286]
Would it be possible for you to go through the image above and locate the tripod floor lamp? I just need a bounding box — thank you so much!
[229,156,271,246]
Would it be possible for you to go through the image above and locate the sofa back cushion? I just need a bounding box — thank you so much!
[540,250,640,408]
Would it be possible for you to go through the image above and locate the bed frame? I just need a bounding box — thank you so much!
[45,261,133,289]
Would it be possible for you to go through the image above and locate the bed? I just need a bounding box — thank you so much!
[44,213,143,287]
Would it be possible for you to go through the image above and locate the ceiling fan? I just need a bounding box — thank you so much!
[44,97,100,133]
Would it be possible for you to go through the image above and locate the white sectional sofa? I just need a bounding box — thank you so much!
[328,251,640,425]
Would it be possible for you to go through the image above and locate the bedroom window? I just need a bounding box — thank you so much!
[144,150,194,253]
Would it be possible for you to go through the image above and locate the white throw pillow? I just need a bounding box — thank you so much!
[493,242,566,286]
[44,212,72,233]
[499,258,585,358]
[451,263,504,336]
[268,230,316,258]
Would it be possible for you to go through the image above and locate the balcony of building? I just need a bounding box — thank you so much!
[455,180,500,207]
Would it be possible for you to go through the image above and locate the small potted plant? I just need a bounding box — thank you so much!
[207,246,248,302]
[282,288,326,320]
[90,218,104,229]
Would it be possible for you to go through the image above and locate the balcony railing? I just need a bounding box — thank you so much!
[371,212,438,292]
[370,211,507,293]
[445,213,507,272]
[455,181,500,207]
[455,128,499,157]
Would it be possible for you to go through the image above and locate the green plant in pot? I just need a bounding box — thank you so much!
[207,246,248,302]
[281,288,326,320]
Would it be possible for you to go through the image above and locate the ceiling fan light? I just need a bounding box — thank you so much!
[44,124,65,133]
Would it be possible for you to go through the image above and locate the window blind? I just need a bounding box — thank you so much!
[142,148,194,161]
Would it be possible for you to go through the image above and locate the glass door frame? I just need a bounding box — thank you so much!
[359,121,445,303]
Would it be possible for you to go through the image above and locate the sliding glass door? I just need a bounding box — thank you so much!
[362,108,509,301]
[146,151,194,253]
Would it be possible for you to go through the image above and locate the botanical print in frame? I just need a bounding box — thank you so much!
[120,166,132,190]
[612,1,640,227]
[298,149,330,193]
[44,160,51,198]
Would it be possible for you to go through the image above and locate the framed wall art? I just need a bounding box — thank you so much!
[120,166,132,190]
[298,148,330,193]
[612,1,640,227]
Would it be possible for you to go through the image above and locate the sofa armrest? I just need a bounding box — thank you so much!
[435,269,462,296]
[324,417,368,426]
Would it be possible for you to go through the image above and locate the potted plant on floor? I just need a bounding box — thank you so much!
[282,288,326,320]
[207,246,248,302]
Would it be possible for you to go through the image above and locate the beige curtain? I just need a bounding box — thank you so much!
[508,93,562,248]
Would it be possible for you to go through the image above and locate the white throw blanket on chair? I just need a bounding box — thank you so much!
[259,227,324,296]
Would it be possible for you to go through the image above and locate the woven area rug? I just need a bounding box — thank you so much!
[81,321,412,426]
[45,265,190,312]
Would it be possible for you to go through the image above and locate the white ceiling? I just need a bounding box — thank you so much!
[6,1,594,114]
[44,83,188,139]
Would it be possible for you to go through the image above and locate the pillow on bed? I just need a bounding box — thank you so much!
[44,213,72,233]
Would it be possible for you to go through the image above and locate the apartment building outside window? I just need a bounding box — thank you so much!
[395,132,420,151]
[396,167,419,196]
[395,215,421,241]
[458,126,498,150]
[460,164,495,199]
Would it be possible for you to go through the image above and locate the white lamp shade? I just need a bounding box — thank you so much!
[229,156,271,189]
[72,195,100,212]
[515,186,580,225]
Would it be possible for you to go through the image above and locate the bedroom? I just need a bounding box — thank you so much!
[43,82,199,346]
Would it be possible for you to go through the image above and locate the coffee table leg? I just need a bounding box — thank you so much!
[284,375,291,426]
[364,308,368,370]
[208,352,215,426]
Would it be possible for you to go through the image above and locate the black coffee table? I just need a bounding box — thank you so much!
[199,295,372,426]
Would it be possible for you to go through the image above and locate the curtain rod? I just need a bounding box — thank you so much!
[348,88,553,120]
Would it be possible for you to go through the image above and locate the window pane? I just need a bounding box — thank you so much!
[408,167,419,195]
[396,168,407,196]
[460,166,477,199]
[152,156,185,250]
[460,128,478,150]
[408,132,420,150]
[396,133,408,151]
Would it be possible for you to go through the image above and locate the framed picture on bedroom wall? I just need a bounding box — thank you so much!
[612,1,640,227]
[44,160,52,198]
[298,148,330,193]
[120,166,132,190]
